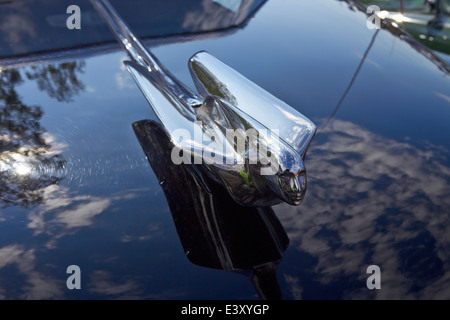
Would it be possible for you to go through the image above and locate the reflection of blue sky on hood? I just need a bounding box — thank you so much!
[0,0,449,299]
[0,244,63,299]
[277,119,450,299]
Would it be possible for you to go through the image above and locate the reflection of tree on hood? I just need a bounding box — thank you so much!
[0,68,65,208]
[25,61,85,103]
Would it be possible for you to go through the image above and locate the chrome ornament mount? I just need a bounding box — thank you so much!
[90,0,316,207]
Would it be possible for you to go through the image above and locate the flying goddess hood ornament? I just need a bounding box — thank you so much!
[90,0,316,207]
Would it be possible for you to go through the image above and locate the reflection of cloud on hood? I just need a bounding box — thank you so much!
[27,185,146,248]
[277,119,450,299]
[0,245,62,299]
[56,198,111,228]
[115,71,135,89]
[89,270,141,297]
[27,185,108,234]
[89,270,188,299]
[283,274,302,300]
[41,132,68,156]
[120,223,161,243]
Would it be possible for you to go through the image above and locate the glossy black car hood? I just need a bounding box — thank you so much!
[0,0,449,299]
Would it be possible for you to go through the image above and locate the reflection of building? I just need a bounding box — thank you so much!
[0,0,265,66]
[358,0,450,60]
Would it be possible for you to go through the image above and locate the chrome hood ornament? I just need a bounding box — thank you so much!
[91,0,316,207]
[133,120,289,299]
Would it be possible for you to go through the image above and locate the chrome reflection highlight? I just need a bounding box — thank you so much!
[90,0,316,206]
[189,52,316,158]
